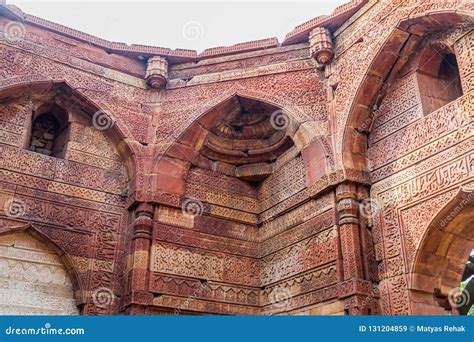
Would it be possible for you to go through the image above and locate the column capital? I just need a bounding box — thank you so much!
[132,202,155,240]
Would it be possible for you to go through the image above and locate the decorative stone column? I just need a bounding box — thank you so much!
[125,202,154,314]
[145,56,168,89]
[309,27,334,68]
[336,182,376,315]
[336,182,364,280]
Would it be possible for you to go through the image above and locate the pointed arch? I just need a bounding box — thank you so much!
[0,222,82,314]
[150,91,331,198]
[341,10,474,176]
[409,183,474,314]
[0,79,138,179]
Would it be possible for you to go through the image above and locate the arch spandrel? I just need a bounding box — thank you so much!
[408,183,474,315]
[334,3,474,315]
[0,80,132,315]
[339,9,474,176]
[148,91,333,201]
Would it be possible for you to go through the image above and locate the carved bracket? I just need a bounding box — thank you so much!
[146,56,168,89]
[309,27,334,68]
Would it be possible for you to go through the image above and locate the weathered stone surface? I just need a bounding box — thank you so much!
[0,231,79,315]
[0,0,472,316]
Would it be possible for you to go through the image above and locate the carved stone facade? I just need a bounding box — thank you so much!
[0,230,78,315]
[0,0,472,315]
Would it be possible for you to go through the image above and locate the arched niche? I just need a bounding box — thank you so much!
[409,183,474,315]
[151,94,332,199]
[0,226,80,315]
[0,80,137,178]
[416,42,463,115]
[341,10,473,175]
[152,95,298,195]
[27,102,70,158]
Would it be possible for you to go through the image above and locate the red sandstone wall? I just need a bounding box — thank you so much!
[0,0,472,316]
[328,0,473,315]
[367,28,473,315]
[0,87,129,314]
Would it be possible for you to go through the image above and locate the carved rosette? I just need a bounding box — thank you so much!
[309,27,334,66]
[145,56,168,89]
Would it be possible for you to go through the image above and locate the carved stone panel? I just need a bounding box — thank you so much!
[0,232,78,315]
